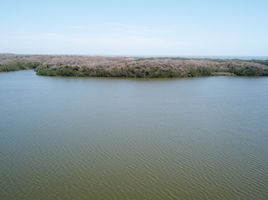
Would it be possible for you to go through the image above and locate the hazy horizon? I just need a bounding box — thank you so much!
[1,0,268,56]
[1,53,268,60]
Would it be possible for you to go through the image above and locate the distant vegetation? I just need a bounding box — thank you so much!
[0,61,40,72]
[250,60,268,66]
[1,54,268,78]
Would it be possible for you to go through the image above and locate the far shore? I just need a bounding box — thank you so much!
[1,54,268,78]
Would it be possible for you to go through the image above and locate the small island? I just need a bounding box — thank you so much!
[1,54,268,78]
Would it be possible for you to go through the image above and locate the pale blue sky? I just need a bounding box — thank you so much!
[1,0,268,56]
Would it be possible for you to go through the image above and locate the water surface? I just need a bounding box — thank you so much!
[1,70,268,199]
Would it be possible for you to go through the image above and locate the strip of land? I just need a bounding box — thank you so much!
[1,54,268,78]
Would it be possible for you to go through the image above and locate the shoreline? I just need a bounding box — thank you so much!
[1,54,268,78]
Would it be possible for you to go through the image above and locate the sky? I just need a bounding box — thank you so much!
[0,0,268,56]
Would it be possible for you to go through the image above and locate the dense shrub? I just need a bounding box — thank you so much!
[0,61,40,72]
[1,54,268,78]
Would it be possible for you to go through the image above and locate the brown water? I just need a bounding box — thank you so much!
[0,70,268,200]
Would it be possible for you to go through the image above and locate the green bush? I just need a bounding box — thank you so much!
[0,61,40,72]
[34,61,268,78]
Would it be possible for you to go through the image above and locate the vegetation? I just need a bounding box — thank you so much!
[250,60,268,66]
[0,61,40,72]
[1,54,268,78]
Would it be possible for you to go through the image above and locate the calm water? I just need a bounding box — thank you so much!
[1,70,268,200]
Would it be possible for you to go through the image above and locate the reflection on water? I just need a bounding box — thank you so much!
[0,70,268,200]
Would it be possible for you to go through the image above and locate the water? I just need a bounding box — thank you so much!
[0,70,268,200]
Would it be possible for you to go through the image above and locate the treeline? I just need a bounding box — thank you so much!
[0,62,40,72]
[1,55,268,78]
[35,64,268,78]
[250,60,268,66]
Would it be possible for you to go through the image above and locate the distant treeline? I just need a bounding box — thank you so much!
[0,61,40,72]
[34,64,268,78]
[250,60,268,66]
[0,54,268,78]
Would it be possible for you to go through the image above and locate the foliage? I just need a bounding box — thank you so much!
[0,61,40,72]
[1,54,268,78]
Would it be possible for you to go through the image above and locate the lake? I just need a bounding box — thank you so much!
[0,70,268,200]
